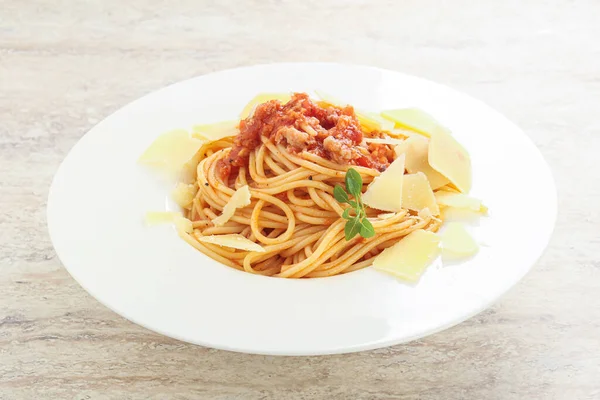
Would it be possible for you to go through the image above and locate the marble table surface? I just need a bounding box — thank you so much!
[1,1,599,399]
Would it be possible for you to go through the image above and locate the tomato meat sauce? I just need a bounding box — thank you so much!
[218,93,395,179]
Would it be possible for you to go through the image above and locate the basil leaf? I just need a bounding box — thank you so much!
[344,217,362,241]
[345,168,363,197]
[333,185,349,203]
[342,208,351,220]
[359,218,375,238]
[337,168,375,240]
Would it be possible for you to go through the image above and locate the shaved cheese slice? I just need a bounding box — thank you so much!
[373,229,440,282]
[197,234,265,252]
[171,183,197,208]
[401,172,440,215]
[240,93,291,119]
[363,137,406,146]
[418,207,433,220]
[440,207,484,225]
[174,215,193,233]
[138,129,204,173]
[428,127,472,193]
[356,111,395,132]
[212,185,252,226]
[145,211,180,225]
[179,160,199,185]
[435,190,485,212]
[315,90,346,107]
[440,222,479,259]
[380,108,442,137]
[437,184,461,193]
[394,135,450,190]
[362,154,406,212]
[315,91,394,132]
[145,211,193,233]
[192,120,238,142]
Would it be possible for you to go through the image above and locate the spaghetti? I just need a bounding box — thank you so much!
[178,93,442,278]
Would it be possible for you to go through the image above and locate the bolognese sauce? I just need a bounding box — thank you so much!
[218,93,395,179]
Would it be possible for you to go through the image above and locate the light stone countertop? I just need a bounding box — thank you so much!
[1,1,599,399]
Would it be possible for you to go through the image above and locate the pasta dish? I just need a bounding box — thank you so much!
[140,92,485,280]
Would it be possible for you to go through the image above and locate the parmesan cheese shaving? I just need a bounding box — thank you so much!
[315,90,394,132]
[440,222,479,259]
[171,183,197,209]
[138,129,204,173]
[145,211,179,226]
[428,127,472,193]
[197,234,265,252]
[380,108,442,137]
[401,172,440,215]
[145,211,192,233]
[356,111,395,132]
[174,215,193,233]
[362,154,406,212]
[373,229,440,282]
[418,207,433,220]
[240,93,291,119]
[394,135,450,190]
[435,190,485,212]
[437,184,461,194]
[212,185,252,226]
[314,90,346,107]
[192,120,238,142]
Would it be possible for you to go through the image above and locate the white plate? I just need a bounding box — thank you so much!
[47,63,556,355]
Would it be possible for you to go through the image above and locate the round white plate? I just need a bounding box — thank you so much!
[47,63,556,355]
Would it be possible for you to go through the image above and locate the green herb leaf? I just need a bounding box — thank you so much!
[344,217,362,241]
[335,168,376,241]
[342,208,351,220]
[359,218,375,238]
[333,185,349,203]
[345,168,363,197]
